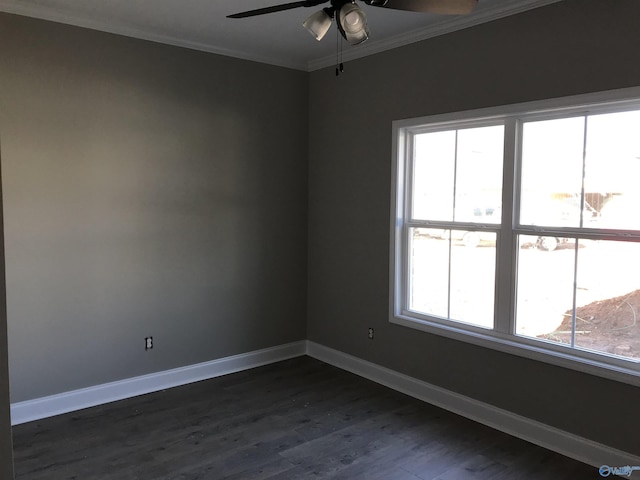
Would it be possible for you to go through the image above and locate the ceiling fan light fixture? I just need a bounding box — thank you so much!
[338,2,369,45]
[303,8,333,41]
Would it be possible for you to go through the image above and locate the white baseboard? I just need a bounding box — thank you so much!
[306,341,640,469]
[11,341,306,426]
[12,338,639,470]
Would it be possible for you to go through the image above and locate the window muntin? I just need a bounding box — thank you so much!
[392,90,640,383]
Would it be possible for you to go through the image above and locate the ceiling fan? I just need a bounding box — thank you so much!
[228,0,478,45]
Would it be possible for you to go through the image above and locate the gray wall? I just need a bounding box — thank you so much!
[0,13,308,403]
[307,0,640,455]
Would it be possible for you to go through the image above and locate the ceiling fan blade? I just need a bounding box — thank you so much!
[228,0,327,19]
[364,0,478,15]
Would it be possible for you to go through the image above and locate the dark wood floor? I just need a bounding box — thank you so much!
[12,356,598,479]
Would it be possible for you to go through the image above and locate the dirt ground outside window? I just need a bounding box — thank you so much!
[538,289,640,359]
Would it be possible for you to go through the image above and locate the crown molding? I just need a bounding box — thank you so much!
[307,0,563,71]
[0,0,562,72]
[0,0,308,71]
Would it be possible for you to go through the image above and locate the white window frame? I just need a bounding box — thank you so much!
[390,86,640,387]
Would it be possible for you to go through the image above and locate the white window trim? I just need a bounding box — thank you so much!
[390,86,640,387]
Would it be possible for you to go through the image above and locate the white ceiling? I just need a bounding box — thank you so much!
[0,0,561,71]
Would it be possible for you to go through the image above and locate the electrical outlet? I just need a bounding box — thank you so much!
[145,336,153,350]
[368,328,374,340]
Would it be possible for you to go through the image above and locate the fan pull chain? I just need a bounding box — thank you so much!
[335,26,344,76]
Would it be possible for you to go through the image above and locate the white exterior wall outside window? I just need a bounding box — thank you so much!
[390,87,640,386]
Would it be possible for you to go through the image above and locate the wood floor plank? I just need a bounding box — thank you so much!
[12,356,598,479]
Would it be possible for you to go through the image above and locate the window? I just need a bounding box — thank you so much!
[391,88,640,385]
[408,124,503,329]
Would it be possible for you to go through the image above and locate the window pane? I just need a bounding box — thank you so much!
[516,234,578,339]
[412,131,456,221]
[520,117,585,227]
[573,240,640,359]
[585,110,640,231]
[516,235,640,360]
[412,125,504,222]
[449,231,496,328]
[454,126,504,224]
[409,228,495,328]
[409,228,450,318]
